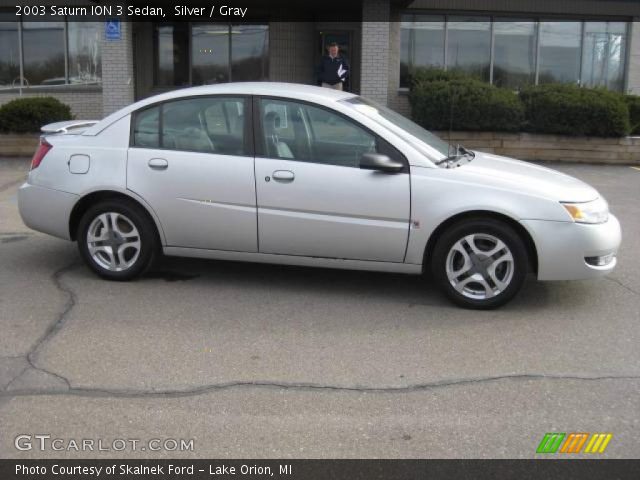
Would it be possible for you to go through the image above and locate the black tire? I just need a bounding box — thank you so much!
[430,218,529,309]
[77,198,159,281]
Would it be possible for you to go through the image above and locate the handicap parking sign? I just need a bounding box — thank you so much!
[105,19,121,41]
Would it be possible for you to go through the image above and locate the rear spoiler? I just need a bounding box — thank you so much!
[41,120,99,135]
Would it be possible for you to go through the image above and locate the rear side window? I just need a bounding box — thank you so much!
[132,106,160,148]
[131,96,248,156]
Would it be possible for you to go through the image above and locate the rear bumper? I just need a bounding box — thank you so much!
[18,182,78,240]
[521,214,621,281]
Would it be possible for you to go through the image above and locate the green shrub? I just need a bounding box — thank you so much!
[625,94,640,135]
[407,67,475,88]
[520,84,629,137]
[0,97,72,134]
[409,76,524,132]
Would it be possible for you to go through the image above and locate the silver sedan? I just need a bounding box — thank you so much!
[18,83,621,309]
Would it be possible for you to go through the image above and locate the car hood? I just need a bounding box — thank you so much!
[455,152,599,202]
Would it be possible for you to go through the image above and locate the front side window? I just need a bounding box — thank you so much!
[132,97,247,156]
[342,96,451,161]
[259,98,378,168]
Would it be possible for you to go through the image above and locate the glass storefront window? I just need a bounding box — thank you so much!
[582,22,627,91]
[0,17,19,89]
[493,19,536,89]
[400,14,445,87]
[152,23,269,87]
[539,21,581,85]
[446,17,491,81]
[68,22,102,85]
[155,23,189,87]
[399,17,629,93]
[22,21,65,86]
[231,24,269,81]
[192,24,230,85]
[1,19,102,89]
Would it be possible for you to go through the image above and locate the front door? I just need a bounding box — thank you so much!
[254,97,410,262]
[318,30,354,92]
[127,95,257,252]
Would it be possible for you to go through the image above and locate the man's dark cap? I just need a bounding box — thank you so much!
[328,42,339,47]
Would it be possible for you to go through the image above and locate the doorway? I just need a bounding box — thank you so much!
[317,30,357,93]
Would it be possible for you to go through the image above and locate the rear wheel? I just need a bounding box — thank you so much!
[77,199,158,280]
[430,218,529,309]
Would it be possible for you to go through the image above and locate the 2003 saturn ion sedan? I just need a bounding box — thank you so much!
[18,83,621,309]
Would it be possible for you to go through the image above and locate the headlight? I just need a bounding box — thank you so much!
[561,197,609,224]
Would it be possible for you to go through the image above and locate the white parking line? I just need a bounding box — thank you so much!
[631,166,640,171]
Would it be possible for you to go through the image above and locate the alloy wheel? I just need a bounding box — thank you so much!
[445,233,515,300]
[86,212,141,272]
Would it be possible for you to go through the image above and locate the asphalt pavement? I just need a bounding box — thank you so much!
[0,158,638,458]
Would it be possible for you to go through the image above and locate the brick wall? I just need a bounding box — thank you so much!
[360,0,391,105]
[101,16,135,116]
[269,22,316,84]
[0,90,103,119]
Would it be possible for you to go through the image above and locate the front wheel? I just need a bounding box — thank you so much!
[77,199,158,280]
[430,218,529,309]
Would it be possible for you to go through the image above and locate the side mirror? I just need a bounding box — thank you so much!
[359,153,404,173]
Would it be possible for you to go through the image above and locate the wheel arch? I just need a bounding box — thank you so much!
[422,210,538,274]
[69,189,165,245]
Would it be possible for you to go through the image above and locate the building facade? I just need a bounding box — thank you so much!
[2,0,640,119]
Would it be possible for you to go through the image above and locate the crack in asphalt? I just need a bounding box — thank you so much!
[605,276,640,296]
[1,373,639,399]
[2,251,640,400]
[4,260,78,392]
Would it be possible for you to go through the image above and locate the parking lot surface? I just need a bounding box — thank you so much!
[0,158,638,458]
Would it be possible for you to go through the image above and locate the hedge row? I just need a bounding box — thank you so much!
[0,97,72,134]
[408,69,639,138]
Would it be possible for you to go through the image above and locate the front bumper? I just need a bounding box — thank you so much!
[520,214,621,281]
[18,182,78,240]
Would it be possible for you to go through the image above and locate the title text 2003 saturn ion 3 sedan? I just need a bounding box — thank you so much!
[18,83,621,309]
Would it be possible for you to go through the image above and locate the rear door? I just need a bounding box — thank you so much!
[254,97,410,262]
[127,95,258,252]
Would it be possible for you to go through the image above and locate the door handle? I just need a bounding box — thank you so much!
[272,170,295,182]
[148,158,168,170]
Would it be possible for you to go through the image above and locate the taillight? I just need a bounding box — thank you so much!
[31,138,52,170]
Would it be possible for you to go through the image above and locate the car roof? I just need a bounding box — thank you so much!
[84,82,356,136]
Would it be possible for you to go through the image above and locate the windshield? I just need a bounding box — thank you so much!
[340,96,451,161]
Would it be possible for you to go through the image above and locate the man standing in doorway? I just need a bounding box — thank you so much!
[316,42,349,91]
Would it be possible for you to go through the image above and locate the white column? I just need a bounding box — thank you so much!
[360,0,391,105]
[101,18,135,116]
